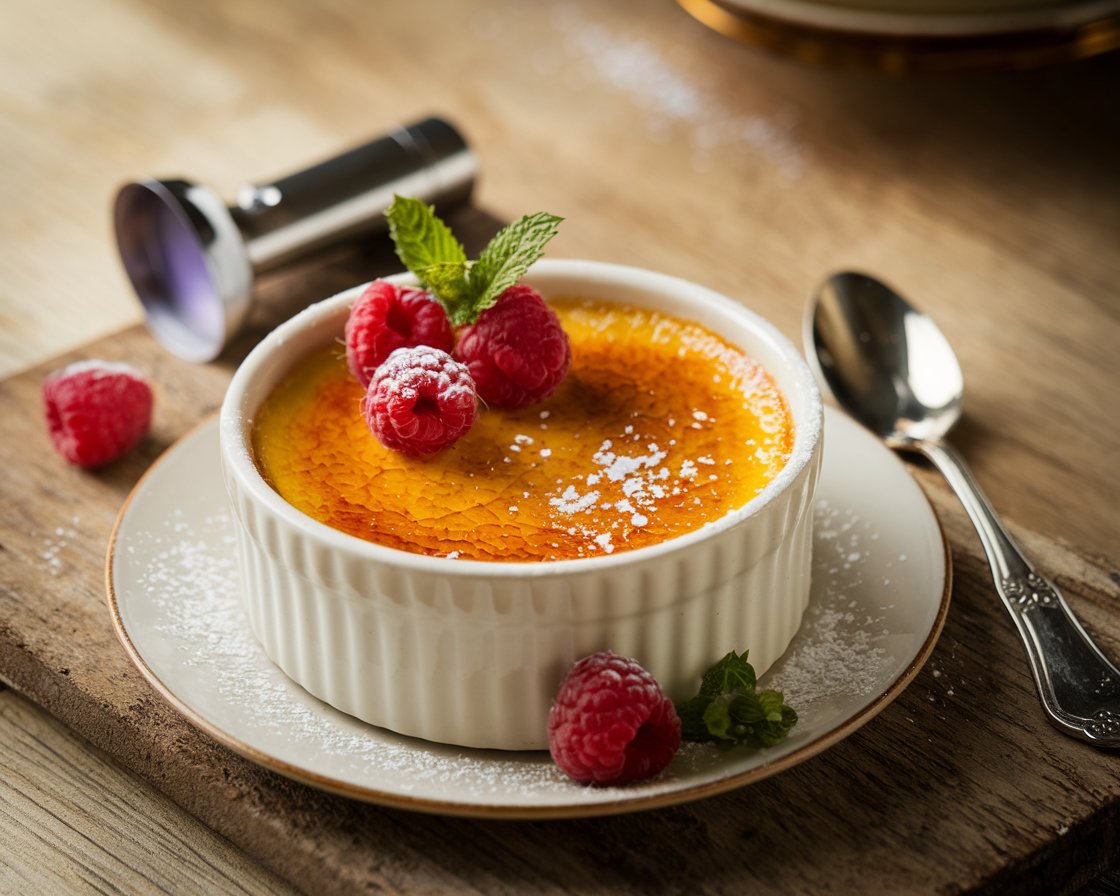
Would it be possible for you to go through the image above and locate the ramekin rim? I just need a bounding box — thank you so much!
[218,258,823,577]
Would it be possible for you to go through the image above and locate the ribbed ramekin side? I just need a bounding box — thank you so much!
[222,430,820,750]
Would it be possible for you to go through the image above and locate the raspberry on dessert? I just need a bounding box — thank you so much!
[362,346,477,457]
[548,650,681,785]
[454,285,571,409]
[42,360,154,469]
[345,280,454,387]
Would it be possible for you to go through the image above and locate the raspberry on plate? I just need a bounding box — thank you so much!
[345,280,454,388]
[454,285,571,409]
[362,346,477,457]
[42,360,154,468]
[548,650,681,785]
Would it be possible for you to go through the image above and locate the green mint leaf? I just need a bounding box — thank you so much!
[463,212,563,320]
[701,694,735,740]
[675,650,797,748]
[384,199,562,326]
[729,690,765,725]
[697,650,756,697]
[385,195,467,286]
[754,692,798,747]
[726,690,798,747]
[756,689,787,721]
[420,262,473,323]
[676,694,716,742]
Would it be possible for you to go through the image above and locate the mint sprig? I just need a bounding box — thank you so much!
[676,651,798,748]
[386,195,467,275]
[385,196,562,327]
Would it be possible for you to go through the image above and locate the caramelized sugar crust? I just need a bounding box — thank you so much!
[251,299,794,562]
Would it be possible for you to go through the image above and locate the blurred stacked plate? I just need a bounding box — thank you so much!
[678,0,1120,70]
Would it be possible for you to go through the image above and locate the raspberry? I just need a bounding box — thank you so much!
[345,280,454,387]
[454,285,571,409]
[548,651,681,785]
[362,346,477,457]
[42,360,154,468]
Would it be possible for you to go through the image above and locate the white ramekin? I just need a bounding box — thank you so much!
[219,259,823,750]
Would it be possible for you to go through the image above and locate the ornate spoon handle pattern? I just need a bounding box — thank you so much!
[919,439,1120,748]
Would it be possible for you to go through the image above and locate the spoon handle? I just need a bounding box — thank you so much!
[918,440,1120,748]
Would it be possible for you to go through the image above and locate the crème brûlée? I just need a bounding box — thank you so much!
[251,297,795,562]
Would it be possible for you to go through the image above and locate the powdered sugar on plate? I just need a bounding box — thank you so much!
[766,499,895,711]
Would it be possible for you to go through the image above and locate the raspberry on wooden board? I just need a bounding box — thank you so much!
[42,360,153,468]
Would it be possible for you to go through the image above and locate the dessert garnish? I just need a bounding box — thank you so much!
[675,650,798,748]
[361,346,477,457]
[386,195,563,328]
[454,284,572,409]
[42,359,153,468]
[548,651,682,785]
[386,196,571,409]
[344,281,453,388]
[548,648,799,786]
[344,196,570,454]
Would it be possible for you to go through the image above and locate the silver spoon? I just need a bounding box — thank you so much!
[807,271,1120,748]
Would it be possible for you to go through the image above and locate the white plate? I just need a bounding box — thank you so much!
[107,407,949,819]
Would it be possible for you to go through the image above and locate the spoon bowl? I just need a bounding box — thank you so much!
[806,271,1120,749]
[808,271,963,446]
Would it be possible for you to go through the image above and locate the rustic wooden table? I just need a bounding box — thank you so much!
[2,0,1118,893]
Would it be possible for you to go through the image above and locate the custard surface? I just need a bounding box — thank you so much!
[251,299,794,562]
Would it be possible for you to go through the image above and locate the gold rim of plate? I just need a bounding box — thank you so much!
[677,0,1120,72]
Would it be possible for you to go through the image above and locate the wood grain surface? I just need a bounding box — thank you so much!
[0,688,297,895]
[2,0,1119,892]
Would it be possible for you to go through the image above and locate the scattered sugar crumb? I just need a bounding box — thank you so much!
[550,486,600,514]
[594,533,614,554]
[40,525,78,576]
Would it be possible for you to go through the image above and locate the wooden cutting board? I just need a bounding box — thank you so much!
[1,207,1117,896]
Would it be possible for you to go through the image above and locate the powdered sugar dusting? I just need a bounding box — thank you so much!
[541,428,711,556]
[474,5,804,178]
[50,358,147,382]
[39,520,80,576]
[764,499,895,708]
[555,8,803,177]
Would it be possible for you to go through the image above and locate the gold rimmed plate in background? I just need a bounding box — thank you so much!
[677,0,1120,72]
